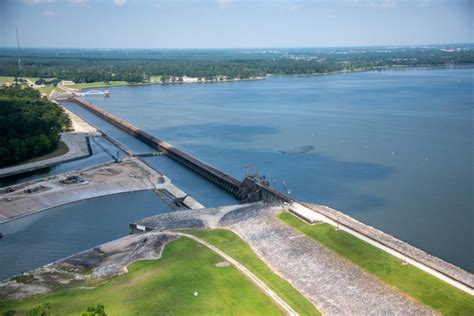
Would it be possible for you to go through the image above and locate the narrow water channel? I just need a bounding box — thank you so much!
[0,190,169,281]
[0,136,124,188]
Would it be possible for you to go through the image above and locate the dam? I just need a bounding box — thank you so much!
[49,91,473,295]
[65,95,290,204]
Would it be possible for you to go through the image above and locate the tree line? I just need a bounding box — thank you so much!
[0,47,472,84]
[0,86,71,167]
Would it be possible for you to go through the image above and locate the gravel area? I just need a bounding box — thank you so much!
[133,203,436,315]
[221,206,435,315]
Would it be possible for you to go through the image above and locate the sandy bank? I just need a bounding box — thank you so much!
[58,102,97,134]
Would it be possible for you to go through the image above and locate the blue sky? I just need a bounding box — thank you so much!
[1,0,472,48]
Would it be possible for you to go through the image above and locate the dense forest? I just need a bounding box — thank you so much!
[0,45,472,84]
[0,86,71,167]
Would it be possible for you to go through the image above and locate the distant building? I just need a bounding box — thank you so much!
[61,80,75,86]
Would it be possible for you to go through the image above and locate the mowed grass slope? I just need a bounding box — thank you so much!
[0,238,284,315]
[278,212,474,316]
[65,81,133,90]
[188,229,320,316]
[0,76,15,85]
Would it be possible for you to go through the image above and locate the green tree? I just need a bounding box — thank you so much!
[81,304,107,316]
[27,303,51,316]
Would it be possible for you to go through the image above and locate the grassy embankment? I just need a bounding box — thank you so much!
[37,85,61,96]
[188,229,320,316]
[0,237,285,315]
[64,81,132,90]
[0,76,15,85]
[36,81,134,96]
[278,212,474,316]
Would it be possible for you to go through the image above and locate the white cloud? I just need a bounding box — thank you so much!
[23,0,55,4]
[41,10,56,16]
[217,0,232,9]
[369,0,397,9]
[113,0,127,6]
[68,0,91,8]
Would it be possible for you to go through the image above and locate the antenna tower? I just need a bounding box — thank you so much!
[16,26,21,83]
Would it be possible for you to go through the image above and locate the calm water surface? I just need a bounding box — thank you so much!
[83,67,473,271]
[0,190,170,281]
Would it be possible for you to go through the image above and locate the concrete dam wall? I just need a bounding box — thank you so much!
[71,96,287,202]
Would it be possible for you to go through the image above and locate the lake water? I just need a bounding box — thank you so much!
[82,67,473,272]
[0,190,170,281]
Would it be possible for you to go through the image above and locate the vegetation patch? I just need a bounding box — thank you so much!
[188,228,320,316]
[278,211,474,316]
[0,76,15,85]
[1,47,472,85]
[37,85,62,96]
[12,275,36,284]
[65,81,132,91]
[0,86,71,167]
[0,237,284,315]
[7,141,69,167]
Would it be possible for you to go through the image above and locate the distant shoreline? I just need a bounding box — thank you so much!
[268,63,474,79]
[3,64,470,95]
[74,64,473,92]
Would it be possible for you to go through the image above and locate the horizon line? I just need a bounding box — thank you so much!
[0,43,473,51]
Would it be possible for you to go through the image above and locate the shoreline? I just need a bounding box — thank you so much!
[0,156,204,225]
[62,64,474,93]
[0,158,156,223]
[267,63,474,79]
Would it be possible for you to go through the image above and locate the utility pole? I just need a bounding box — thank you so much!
[16,25,22,84]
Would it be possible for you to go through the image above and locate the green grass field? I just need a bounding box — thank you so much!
[0,237,285,315]
[37,85,62,96]
[149,75,162,82]
[188,229,320,316]
[278,212,474,316]
[65,81,133,90]
[0,76,15,85]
